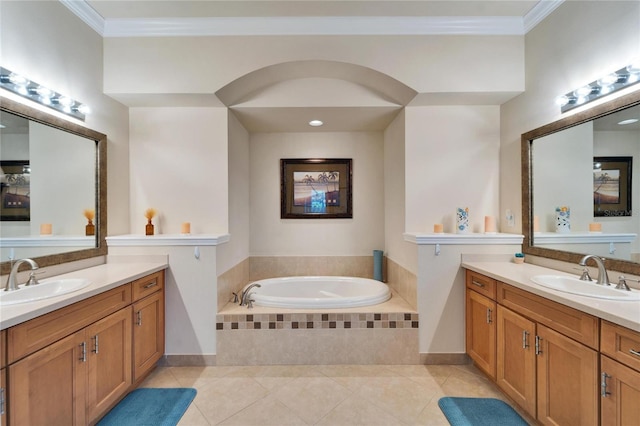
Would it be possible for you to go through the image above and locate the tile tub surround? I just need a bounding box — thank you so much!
[248,255,382,282]
[217,290,419,365]
[217,258,250,311]
[386,257,417,310]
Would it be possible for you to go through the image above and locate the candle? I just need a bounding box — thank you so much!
[589,222,602,232]
[484,216,496,233]
[433,224,444,234]
[180,222,191,234]
[533,215,540,232]
[40,223,52,235]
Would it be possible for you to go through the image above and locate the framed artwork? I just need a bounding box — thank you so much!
[1,160,31,221]
[593,156,632,217]
[281,158,352,219]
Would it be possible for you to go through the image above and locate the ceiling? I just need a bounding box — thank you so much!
[86,1,541,20]
[72,1,559,132]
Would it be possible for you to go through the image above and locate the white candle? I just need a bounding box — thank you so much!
[180,222,191,234]
[484,216,496,233]
[533,215,540,232]
[40,223,52,235]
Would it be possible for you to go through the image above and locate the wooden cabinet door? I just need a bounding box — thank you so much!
[1,368,6,426]
[496,305,536,417]
[601,355,640,426]
[133,290,165,382]
[9,331,87,426]
[466,289,496,379]
[86,307,132,422]
[536,324,598,426]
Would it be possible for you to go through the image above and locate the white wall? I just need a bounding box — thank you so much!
[104,35,523,99]
[383,109,417,273]
[500,1,640,234]
[405,106,501,233]
[1,0,130,235]
[217,111,251,275]
[249,131,385,256]
[129,107,229,235]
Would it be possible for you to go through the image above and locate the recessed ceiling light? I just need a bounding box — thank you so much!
[0,124,5,129]
[618,118,639,125]
[309,119,323,127]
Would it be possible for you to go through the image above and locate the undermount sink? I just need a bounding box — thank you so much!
[531,275,640,301]
[0,278,91,306]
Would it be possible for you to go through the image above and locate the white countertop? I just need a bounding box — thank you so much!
[462,260,640,333]
[0,261,168,330]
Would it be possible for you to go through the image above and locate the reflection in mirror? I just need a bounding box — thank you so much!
[522,90,640,275]
[0,98,107,275]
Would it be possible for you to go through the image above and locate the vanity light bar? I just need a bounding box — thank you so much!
[556,61,640,113]
[0,67,90,121]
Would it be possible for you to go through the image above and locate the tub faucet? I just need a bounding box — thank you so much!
[5,258,39,292]
[240,283,261,306]
[578,255,610,286]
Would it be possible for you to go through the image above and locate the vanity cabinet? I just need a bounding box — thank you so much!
[4,270,164,426]
[600,321,640,426]
[465,271,496,379]
[465,270,600,425]
[131,271,165,383]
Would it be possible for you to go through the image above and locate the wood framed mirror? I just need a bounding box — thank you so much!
[0,97,107,275]
[522,90,640,276]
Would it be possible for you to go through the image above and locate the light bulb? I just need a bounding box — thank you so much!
[9,73,28,86]
[555,95,570,107]
[36,86,53,98]
[574,85,593,97]
[76,104,91,115]
[57,96,73,107]
[598,73,619,86]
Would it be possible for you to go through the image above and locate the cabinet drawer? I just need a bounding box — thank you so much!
[132,271,164,302]
[466,270,496,300]
[497,282,599,349]
[601,320,640,372]
[7,284,132,363]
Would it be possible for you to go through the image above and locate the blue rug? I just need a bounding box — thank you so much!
[438,397,529,426]
[97,388,197,426]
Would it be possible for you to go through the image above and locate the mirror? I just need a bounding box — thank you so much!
[522,90,640,275]
[0,97,107,275]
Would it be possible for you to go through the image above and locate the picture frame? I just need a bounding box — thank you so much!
[593,156,632,217]
[1,160,31,221]
[281,158,353,219]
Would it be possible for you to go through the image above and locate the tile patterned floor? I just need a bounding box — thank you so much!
[139,364,532,425]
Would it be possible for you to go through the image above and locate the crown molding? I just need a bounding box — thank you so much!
[404,232,524,245]
[523,0,564,33]
[61,0,561,38]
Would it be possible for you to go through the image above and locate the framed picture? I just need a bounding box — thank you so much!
[281,158,352,219]
[593,156,632,217]
[1,160,31,221]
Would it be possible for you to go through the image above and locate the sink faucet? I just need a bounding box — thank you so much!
[4,258,39,291]
[239,282,261,306]
[578,255,610,286]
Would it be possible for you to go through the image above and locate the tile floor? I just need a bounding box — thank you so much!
[138,363,534,425]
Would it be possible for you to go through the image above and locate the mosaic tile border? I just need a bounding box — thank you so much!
[216,312,418,331]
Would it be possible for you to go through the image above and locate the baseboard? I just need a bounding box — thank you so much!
[420,353,470,365]
[160,354,217,366]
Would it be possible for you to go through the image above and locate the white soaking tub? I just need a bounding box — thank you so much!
[247,276,391,309]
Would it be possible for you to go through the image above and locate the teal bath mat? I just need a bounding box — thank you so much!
[438,397,529,426]
[97,388,196,426]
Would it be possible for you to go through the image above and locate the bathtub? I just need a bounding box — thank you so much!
[248,276,391,309]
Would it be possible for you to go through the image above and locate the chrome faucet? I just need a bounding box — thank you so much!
[239,282,261,306]
[578,255,610,286]
[4,258,39,292]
